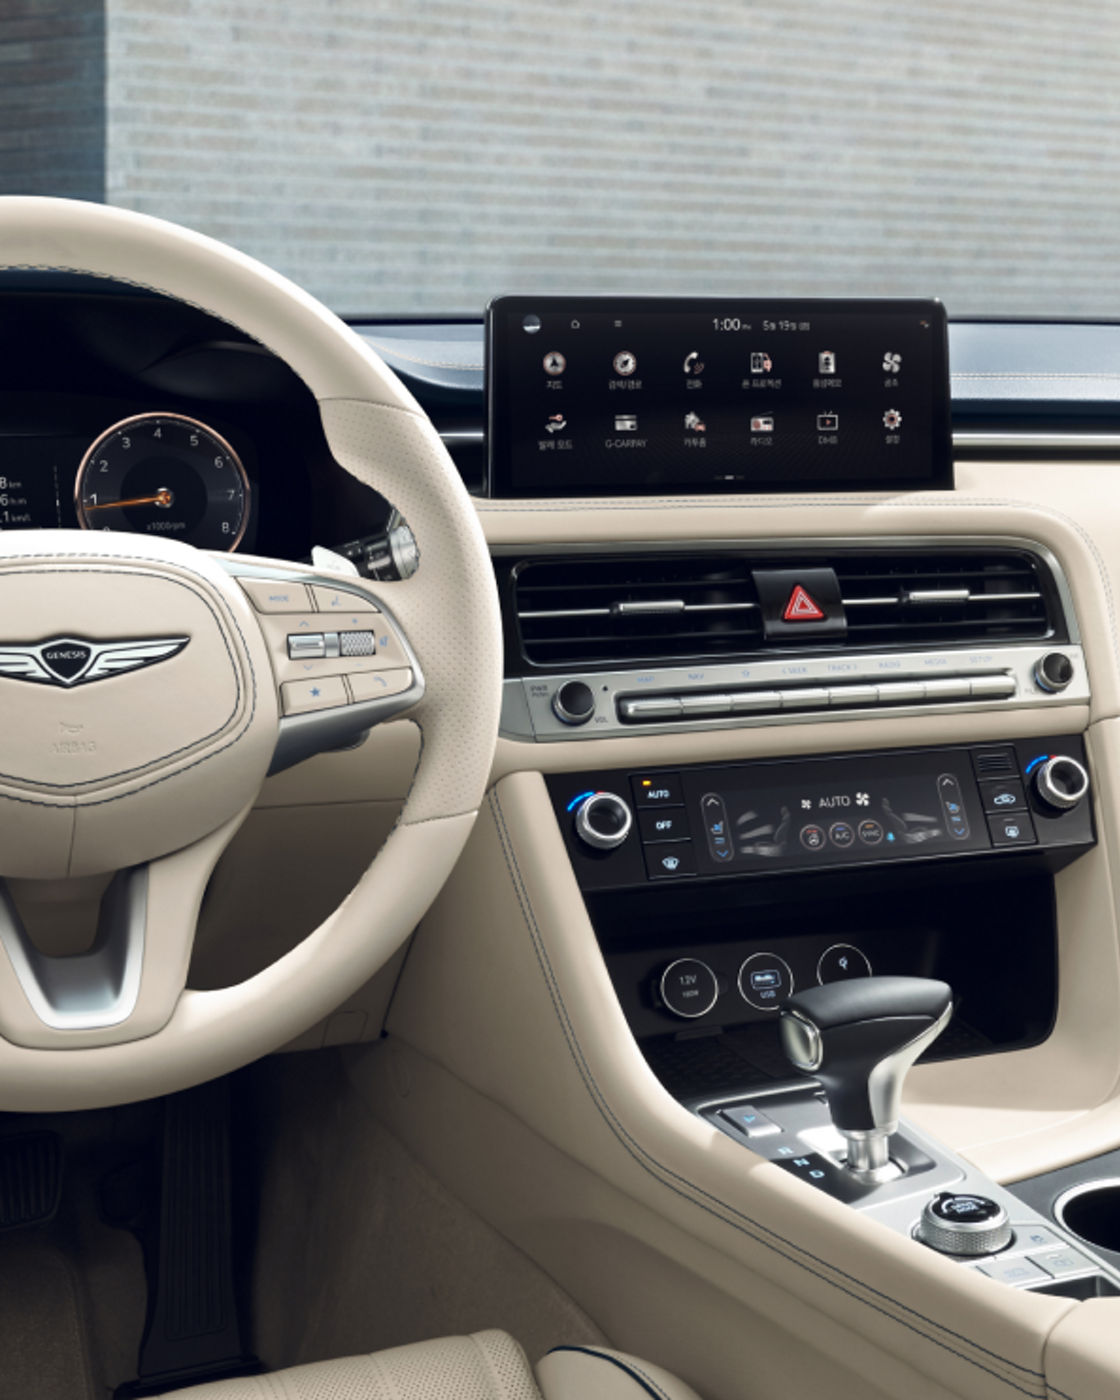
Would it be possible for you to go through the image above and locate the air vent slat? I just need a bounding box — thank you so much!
[510,548,1061,668]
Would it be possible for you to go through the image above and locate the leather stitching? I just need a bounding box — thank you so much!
[488,788,1049,1398]
[545,1346,671,1399]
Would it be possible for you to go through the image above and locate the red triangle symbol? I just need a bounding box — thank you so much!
[783,584,826,623]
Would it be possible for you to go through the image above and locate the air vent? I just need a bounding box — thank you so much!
[509,547,1063,669]
[836,552,1053,649]
[512,555,763,666]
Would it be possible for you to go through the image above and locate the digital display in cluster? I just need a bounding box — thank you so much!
[486,297,951,496]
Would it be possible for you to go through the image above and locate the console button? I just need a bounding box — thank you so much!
[977,1257,1049,1287]
[979,778,1027,815]
[817,944,873,985]
[970,675,1017,699]
[858,819,884,846]
[738,952,794,1011]
[721,1104,781,1139]
[987,812,1037,847]
[659,958,718,1018]
[631,773,683,808]
[1029,1247,1096,1279]
[728,689,783,713]
[1014,1224,1063,1252]
[644,842,696,879]
[638,809,691,844]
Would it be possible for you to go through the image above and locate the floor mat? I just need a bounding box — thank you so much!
[0,1236,94,1400]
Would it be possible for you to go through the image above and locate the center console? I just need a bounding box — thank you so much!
[541,733,1108,1294]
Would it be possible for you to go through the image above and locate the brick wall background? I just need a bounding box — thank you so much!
[0,0,104,201]
[8,1,1120,317]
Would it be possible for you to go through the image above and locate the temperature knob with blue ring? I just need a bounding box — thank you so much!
[573,792,633,850]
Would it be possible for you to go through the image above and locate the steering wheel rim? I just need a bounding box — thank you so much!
[0,196,502,1110]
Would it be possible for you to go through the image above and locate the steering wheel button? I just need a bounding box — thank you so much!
[348,669,413,703]
[281,676,349,715]
[288,633,327,660]
[240,579,313,613]
[310,585,378,614]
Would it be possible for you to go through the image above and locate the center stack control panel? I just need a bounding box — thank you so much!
[546,736,1094,894]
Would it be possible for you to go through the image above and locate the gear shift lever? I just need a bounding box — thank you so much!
[779,976,953,1181]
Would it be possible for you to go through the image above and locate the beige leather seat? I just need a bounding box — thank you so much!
[163,1330,702,1400]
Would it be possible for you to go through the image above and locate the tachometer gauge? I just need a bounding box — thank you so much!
[76,413,250,551]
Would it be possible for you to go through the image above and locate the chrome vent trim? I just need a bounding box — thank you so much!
[509,546,1061,669]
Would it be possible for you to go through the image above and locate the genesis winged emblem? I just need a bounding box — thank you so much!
[0,636,189,688]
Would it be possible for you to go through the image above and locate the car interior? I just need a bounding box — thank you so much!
[2,179,1120,1400]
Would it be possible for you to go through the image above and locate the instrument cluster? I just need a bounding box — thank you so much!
[3,411,252,552]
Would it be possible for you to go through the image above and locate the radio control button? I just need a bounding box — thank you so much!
[827,684,879,707]
[552,680,597,725]
[728,689,783,713]
[778,687,830,710]
[619,697,683,721]
[969,675,1017,699]
[281,676,348,715]
[876,680,925,703]
[1033,652,1074,693]
[680,692,730,715]
[922,677,973,701]
[738,953,794,1011]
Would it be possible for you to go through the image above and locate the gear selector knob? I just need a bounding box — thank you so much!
[780,976,953,1179]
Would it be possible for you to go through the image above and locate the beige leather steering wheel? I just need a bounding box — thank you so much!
[0,197,501,1110]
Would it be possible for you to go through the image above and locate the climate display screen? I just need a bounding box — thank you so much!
[679,750,987,878]
[486,296,951,497]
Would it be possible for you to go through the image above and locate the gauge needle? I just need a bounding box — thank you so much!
[85,489,174,511]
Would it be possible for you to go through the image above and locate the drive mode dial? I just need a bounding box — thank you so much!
[916,1193,1013,1256]
[574,792,633,850]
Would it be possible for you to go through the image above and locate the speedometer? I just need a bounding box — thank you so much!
[76,413,250,551]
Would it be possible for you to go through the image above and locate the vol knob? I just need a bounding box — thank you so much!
[916,1192,1013,1256]
[552,680,596,726]
[574,792,633,850]
[1034,755,1090,811]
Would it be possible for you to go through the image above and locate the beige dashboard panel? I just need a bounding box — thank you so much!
[377,770,1078,1400]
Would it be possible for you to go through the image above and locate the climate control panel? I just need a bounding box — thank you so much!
[548,736,1094,892]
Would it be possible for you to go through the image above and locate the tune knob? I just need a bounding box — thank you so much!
[552,680,597,726]
[1033,652,1075,693]
[574,792,633,850]
[1033,755,1090,811]
[916,1192,1013,1256]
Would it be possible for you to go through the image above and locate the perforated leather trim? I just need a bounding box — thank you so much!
[159,1331,542,1400]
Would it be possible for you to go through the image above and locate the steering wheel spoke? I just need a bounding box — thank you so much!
[223,559,425,775]
[0,812,244,1050]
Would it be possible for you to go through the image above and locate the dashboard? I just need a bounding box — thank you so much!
[0,278,396,565]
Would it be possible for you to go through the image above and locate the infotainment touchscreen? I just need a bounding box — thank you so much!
[486,296,951,497]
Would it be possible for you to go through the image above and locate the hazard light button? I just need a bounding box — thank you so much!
[751,567,847,641]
